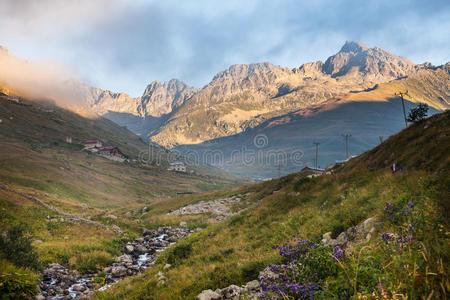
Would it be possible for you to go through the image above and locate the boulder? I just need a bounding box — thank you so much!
[124,244,134,254]
[135,244,148,254]
[244,280,260,291]
[259,266,277,281]
[335,231,349,247]
[321,232,332,245]
[34,295,45,300]
[111,266,127,277]
[72,285,86,292]
[222,284,241,298]
[118,254,133,264]
[196,289,221,300]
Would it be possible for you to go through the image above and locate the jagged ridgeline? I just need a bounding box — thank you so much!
[60,41,449,177]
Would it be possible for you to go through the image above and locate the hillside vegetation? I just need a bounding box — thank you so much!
[94,111,449,299]
[0,93,242,296]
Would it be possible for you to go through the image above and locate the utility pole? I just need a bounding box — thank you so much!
[313,142,320,169]
[342,134,351,159]
[379,136,383,144]
[277,162,281,178]
[395,90,409,127]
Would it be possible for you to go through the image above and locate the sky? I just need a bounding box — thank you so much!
[1,0,449,97]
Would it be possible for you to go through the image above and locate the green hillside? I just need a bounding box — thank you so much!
[94,111,449,299]
[0,94,242,297]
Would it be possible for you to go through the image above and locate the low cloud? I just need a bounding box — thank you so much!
[0,46,95,116]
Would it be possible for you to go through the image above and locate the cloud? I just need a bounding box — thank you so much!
[0,46,96,116]
[0,0,449,96]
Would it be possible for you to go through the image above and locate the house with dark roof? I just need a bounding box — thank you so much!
[97,146,127,162]
[83,140,103,149]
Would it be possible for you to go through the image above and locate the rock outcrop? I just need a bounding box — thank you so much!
[321,217,379,248]
[167,193,252,222]
[196,280,261,300]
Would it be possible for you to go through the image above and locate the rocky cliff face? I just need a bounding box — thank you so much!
[73,78,197,118]
[322,41,415,82]
[67,81,142,116]
[139,79,198,117]
[9,41,441,148]
[148,41,436,147]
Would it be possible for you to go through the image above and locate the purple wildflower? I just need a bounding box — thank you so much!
[331,245,344,262]
[384,202,394,215]
[381,232,395,244]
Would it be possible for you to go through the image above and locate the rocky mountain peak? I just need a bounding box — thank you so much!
[339,41,368,53]
[212,62,281,81]
[207,62,292,98]
[140,79,198,117]
[322,41,415,80]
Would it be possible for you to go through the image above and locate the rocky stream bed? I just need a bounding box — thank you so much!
[36,227,197,299]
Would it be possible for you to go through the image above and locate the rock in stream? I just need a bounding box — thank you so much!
[37,227,196,299]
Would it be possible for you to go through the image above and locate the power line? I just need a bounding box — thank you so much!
[395,90,409,127]
[341,134,351,159]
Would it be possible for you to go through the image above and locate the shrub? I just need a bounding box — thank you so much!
[241,261,265,282]
[407,103,429,122]
[167,244,192,266]
[0,259,39,298]
[330,222,345,239]
[0,224,41,270]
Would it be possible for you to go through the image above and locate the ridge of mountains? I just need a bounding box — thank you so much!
[76,41,448,150]
[1,41,449,177]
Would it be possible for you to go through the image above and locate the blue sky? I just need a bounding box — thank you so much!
[1,0,449,97]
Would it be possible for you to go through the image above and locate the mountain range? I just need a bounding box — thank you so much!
[1,41,448,177]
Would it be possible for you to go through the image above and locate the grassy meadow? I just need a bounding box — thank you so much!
[92,112,449,299]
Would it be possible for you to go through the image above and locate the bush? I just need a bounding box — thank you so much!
[0,224,41,270]
[69,250,114,273]
[407,103,429,123]
[241,261,265,282]
[167,244,192,266]
[0,259,39,298]
[330,222,345,239]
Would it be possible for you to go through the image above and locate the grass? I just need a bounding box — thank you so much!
[92,169,448,299]
[0,95,448,298]
[92,112,449,299]
[0,95,245,296]
[0,259,40,298]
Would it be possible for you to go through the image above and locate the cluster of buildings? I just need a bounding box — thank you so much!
[83,140,127,162]
[82,140,188,171]
[167,161,187,172]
